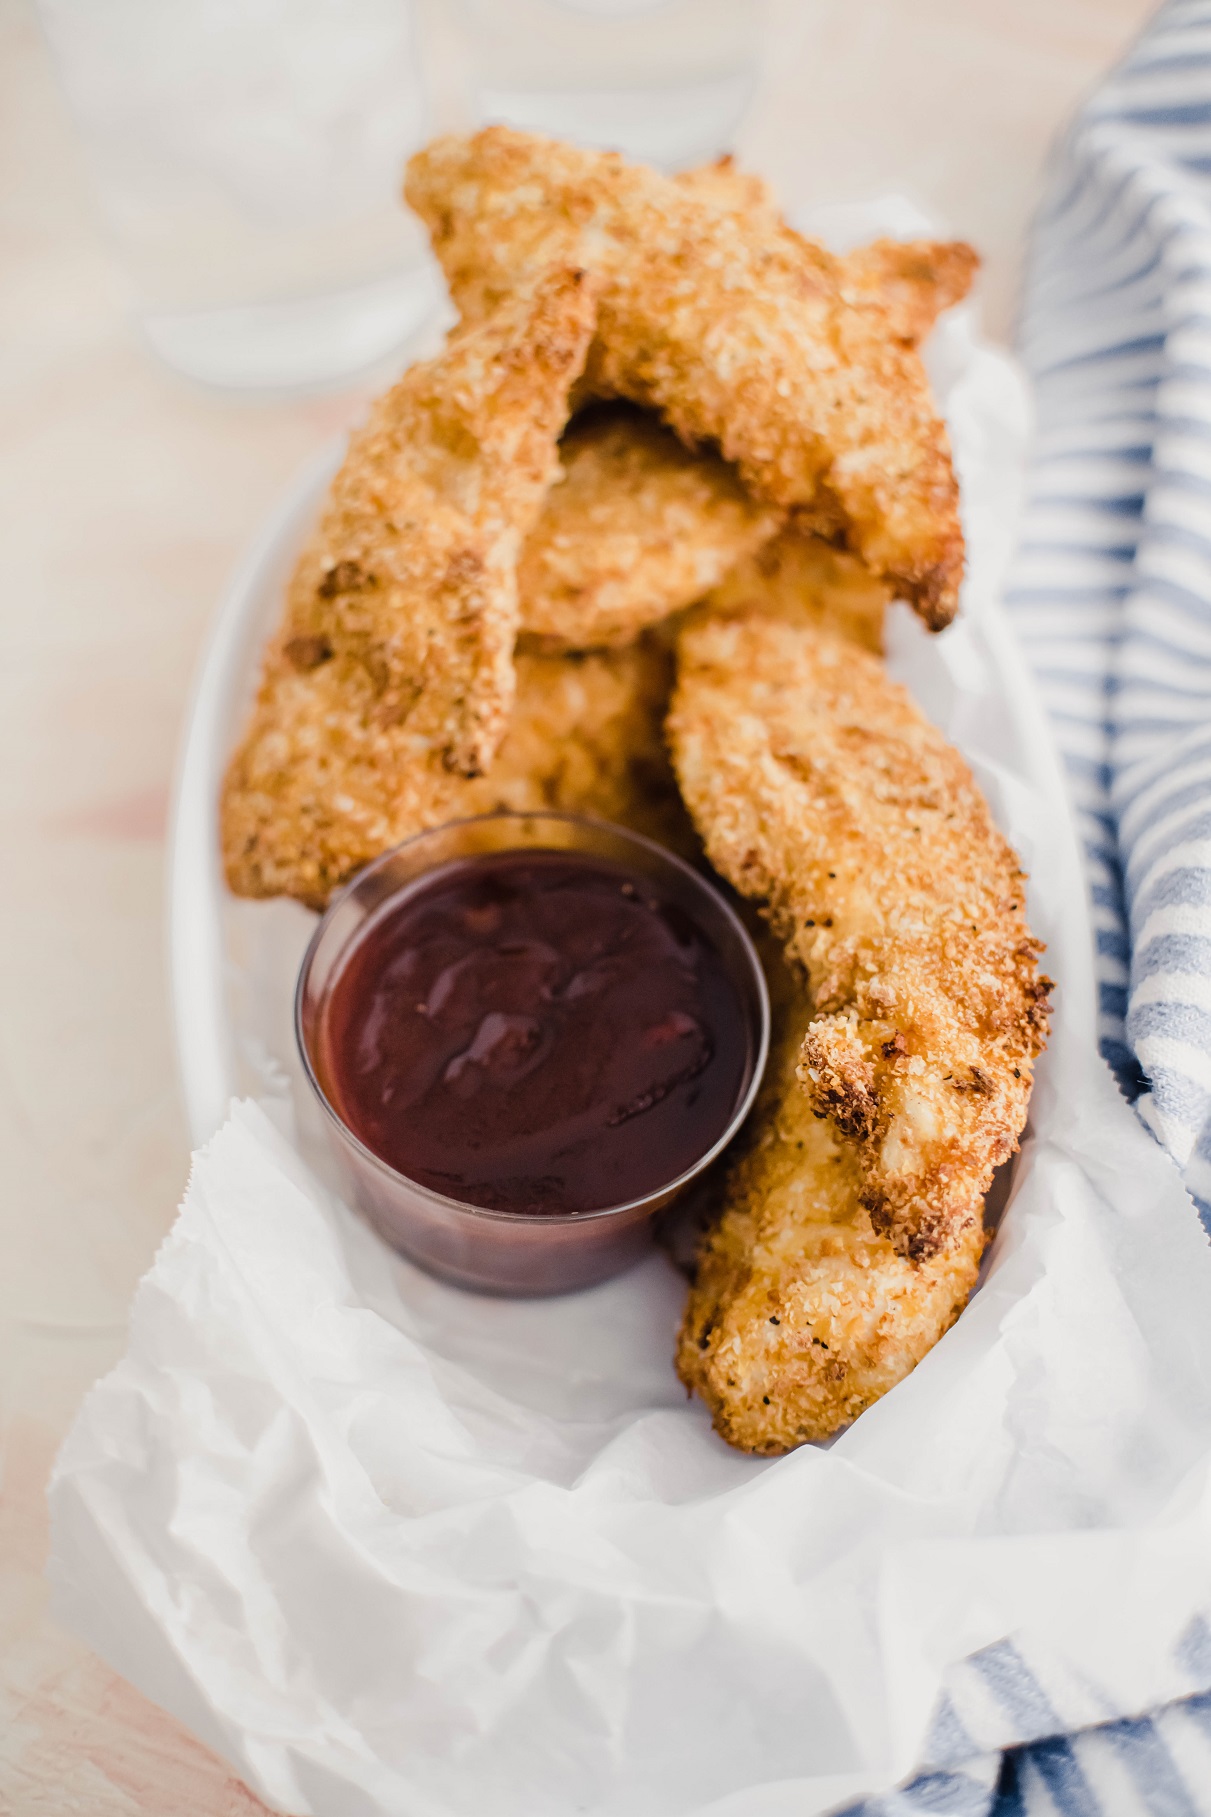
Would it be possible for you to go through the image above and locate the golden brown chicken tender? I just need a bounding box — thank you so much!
[222,642,455,909]
[464,636,694,855]
[841,238,979,347]
[677,960,985,1452]
[512,231,975,653]
[679,158,979,347]
[282,264,596,780]
[222,633,685,909]
[674,154,781,222]
[668,606,1051,1262]
[519,405,782,649]
[406,128,965,628]
[703,527,891,656]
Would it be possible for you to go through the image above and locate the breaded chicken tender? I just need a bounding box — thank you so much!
[519,405,782,649]
[841,238,979,347]
[674,154,781,222]
[282,265,595,779]
[668,608,1051,1261]
[406,128,965,628]
[222,634,683,909]
[465,636,694,856]
[703,528,891,656]
[222,643,455,908]
[512,232,975,653]
[679,158,980,347]
[677,960,985,1452]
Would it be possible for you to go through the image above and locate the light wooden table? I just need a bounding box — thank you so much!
[0,0,1156,1808]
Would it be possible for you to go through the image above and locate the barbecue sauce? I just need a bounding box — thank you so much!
[313,850,750,1214]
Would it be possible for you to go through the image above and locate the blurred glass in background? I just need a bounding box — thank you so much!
[459,0,762,169]
[35,0,439,391]
[35,0,762,394]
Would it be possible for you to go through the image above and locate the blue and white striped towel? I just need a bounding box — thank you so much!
[848,2,1211,1810]
[1014,0,1211,1221]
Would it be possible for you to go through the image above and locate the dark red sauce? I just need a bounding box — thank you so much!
[313,850,750,1215]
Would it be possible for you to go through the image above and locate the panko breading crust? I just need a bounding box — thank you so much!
[222,643,455,908]
[406,128,965,628]
[676,958,985,1452]
[282,265,596,780]
[674,154,781,223]
[677,160,981,350]
[222,268,598,904]
[668,607,1051,1262]
[703,527,891,657]
[519,404,782,649]
[465,635,694,856]
[841,238,979,347]
[221,633,684,909]
[512,222,976,654]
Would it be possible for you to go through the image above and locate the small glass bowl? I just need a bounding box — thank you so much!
[295,811,770,1297]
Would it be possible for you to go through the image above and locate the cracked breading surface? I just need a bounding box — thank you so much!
[519,404,782,649]
[406,128,965,628]
[668,605,1051,1262]
[676,951,985,1452]
[278,265,595,781]
[222,634,685,908]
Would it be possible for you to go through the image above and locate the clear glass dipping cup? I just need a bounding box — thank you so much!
[35,0,440,391]
[296,812,770,1296]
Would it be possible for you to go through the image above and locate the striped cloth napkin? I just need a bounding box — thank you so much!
[850,1,1211,1810]
[1014,0,1211,1220]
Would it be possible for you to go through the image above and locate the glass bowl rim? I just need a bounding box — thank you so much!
[293,809,771,1228]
